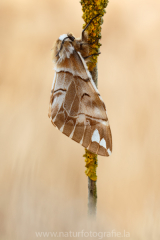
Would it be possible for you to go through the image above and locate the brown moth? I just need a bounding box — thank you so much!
[48,15,112,156]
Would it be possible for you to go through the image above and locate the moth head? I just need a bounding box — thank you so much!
[59,33,75,42]
[52,33,76,62]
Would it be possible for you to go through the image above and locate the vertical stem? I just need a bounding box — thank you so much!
[88,65,98,217]
[88,175,97,216]
[80,0,109,217]
[84,143,98,217]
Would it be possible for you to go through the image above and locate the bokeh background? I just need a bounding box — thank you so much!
[0,0,160,239]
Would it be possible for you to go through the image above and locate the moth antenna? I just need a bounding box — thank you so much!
[56,36,69,57]
[81,14,100,41]
[84,52,101,60]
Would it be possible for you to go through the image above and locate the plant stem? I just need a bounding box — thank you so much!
[80,0,109,217]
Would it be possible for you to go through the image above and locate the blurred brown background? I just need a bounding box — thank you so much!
[0,0,160,239]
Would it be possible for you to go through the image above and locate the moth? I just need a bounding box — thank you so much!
[48,15,112,156]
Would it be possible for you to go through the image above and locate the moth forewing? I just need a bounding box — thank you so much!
[49,32,112,157]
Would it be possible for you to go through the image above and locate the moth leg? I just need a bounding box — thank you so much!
[83,52,101,59]
[90,37,101,45]
[80,37,101,49]
[81,14,100,41]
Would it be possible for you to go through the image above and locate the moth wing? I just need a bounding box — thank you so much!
[49,49,112,156]
[74,73,112,157]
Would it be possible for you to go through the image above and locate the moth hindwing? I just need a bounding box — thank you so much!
[48,17,112,157]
